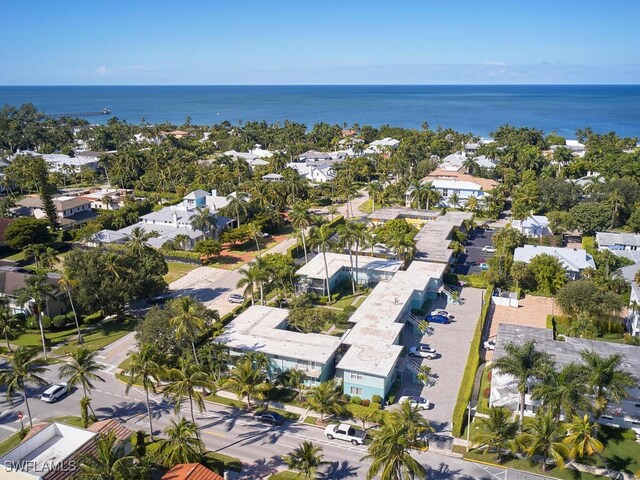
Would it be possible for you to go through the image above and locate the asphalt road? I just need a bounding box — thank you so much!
[0,360,549,480]
[454,228,495,275]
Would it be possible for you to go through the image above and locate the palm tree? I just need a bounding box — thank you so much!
[416,365,435,387]
[563,414,604,460]
[59,348,106,419]
[466,195,479,213]
[449,191,460,209]
[0,347,48,429]
[493,341,552,428]
[223,358,270,408]
[388,232,416,267]
[363,421,427,480]
[123,345,162,441]
[579,350,635,421]
[39,247,60,270]
[607,191,626,228]
[309,224,334,302]
[78,431,139,480]
[352,222,368,284]
[337,222,359,294]
[164,359,214,423]
[473,407,519,462]
[126,226,153,255]
[156,417,203,467]
[290,201,312,263]
[366,181,382,213]
[226,192,249,227]
[58,271,83,344]
[395,400,433,447]
[283,368,306,400]
[169,296,206,362]
[104,251,127,279]
[0,306,22,351]
[304,380,342,422]
[283,441,327,480]
[531,363,587,420]
[514,410,568,472]
[197,342,230,384]
[16,273,56,360]
[190,207,216,238]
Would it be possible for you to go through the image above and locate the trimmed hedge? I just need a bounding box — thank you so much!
[451,284,493,437]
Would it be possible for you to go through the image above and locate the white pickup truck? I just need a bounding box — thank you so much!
[324,423,367,445]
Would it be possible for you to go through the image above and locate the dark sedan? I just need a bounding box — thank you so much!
[426,314,450,324]
[254,410,285,426]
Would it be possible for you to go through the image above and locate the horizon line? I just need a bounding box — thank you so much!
[2,83,640,88]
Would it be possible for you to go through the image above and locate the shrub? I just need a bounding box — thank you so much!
[52,314,69,329]
[341,394,351,402]
[482,387,491,399]
[487,371,492,381]
[361,399,370,407]
[82,311,104,325]
[371,394,383,405]
[370,402,382,410]
[350,396,362,405]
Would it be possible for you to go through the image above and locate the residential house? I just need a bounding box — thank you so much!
[490,324,640,431]
[0,267,67,317]
[513,245,596,280]
[216,305,343,386]
[262,173,284,182]
[413,211,473,265]
[298,150,332,162]
[596,232,640,251]
[511,215,553,238]
[9,150,100,173]
[91,190,233,250]
[162,463,223,480]
[406,168,498,208]
[0,419,132,480]
[222,150,271,169]
[81,188,132,210]
[366,137,400,154]
[296,253,402,295]
[17,195,96,229]
[474,155,497,169]
[286,160,336,183]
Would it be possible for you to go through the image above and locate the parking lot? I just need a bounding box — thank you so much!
[397,287,484,435]
[454,228,495,275]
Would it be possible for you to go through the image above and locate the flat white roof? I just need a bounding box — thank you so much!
[295,252,402,280]
[414,211,472,263]
[217,305,341,365]
[338,261,446,377]
[0,423,95,476]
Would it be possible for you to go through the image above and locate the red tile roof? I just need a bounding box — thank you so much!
[162,463,224,480]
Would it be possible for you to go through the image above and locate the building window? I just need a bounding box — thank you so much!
[350,372,363,380]
[350,387,363,395]
[442,189,448,197]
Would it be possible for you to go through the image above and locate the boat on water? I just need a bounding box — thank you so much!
[101,108,112,114]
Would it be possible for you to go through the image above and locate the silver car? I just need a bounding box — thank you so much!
[228,294,244,304]
[41,383,68,403]
[398,395,430,410]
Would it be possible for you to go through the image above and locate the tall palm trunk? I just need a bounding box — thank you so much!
[254,232,261,256]
[66,290,82,344]
[354,241,360,285]
[322,248,332,303]
[301,229,308,263]
[22,387,34,429]
[191,341,199,364]
[5,332,12,351]
[519,389,526,428]
[36,309,47,360]
[145,388,155,441]
[259,283,264,305]
[189,393,195,424]
[347,245,355,294]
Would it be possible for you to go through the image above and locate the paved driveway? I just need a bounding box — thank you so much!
[397,287,484,434]
[454,228,495,275]
[168,267,243,316]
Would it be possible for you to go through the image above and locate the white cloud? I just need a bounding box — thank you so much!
[95,66,110,75]
[482,60,506,66]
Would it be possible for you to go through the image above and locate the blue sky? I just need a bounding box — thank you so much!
[2,0,639,85]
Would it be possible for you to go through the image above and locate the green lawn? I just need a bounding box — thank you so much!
[464,450,604,480]
[476,365,492,414]
[303,415,318,425]
[0,429,28,456]
[579,426,640,474]
[1,250,25,261]
[163,261,198,284]
[270,472,304,480]
[12,327,78,348]
[358,199,373,214]
[331,293,365,310]
[52,317,136,355]
[205,393,245,409]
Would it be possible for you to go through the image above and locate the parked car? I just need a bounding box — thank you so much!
[398,395,430,410]
[261,232,270,238]
[324,423,366,445]
[484,339,496,350]
[430,309,449,317]
[41,383,68,403]
[478,263,490,271]
[253,410,285,426]
[408,345,437,359]
[426,314,450,324]
[482,245,496,253]
[147,294,171,305]
[228,293,244,304]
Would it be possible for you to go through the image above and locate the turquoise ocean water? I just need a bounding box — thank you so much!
[1,85,639,137]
